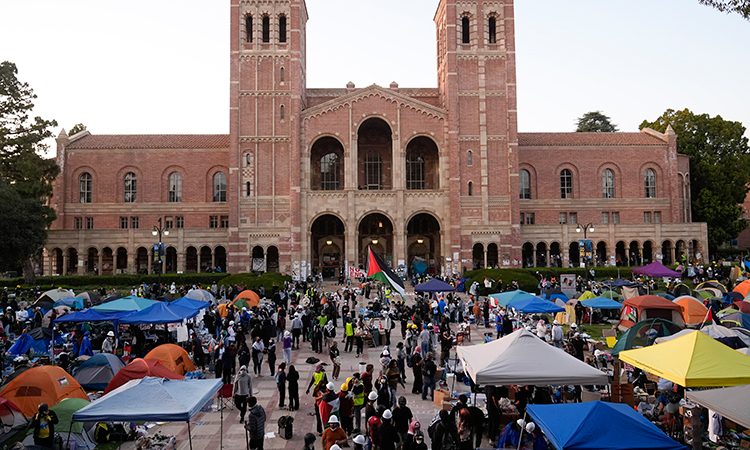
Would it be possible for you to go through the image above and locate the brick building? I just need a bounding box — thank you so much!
[43,0,707,277]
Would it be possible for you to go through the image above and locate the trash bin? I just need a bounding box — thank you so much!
[359,362,367,374]
[278,415,294,439]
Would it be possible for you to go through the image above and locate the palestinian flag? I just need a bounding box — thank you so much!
[366,246,406,297]
[701,308,721,327]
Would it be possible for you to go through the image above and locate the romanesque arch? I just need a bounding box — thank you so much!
[406,213,441,275]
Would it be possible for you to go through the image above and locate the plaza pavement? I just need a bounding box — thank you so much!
[119,283,475,450]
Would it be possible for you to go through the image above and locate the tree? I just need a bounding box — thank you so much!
[640,109,750,253]
[0,61,59,282]
[575,111,618,132]
[698,0,750,20]
[68,123,86,136]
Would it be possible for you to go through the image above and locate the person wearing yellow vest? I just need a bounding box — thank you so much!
[31,403,58,448]
[345,319,355,353]
[351,373,366,434]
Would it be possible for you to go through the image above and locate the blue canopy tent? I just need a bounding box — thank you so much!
[508,297,565,314]
[92,296,157,313]
[414,279,455,293]
[53,310,130,324]
[489,290,535,308]
[72,377,222,450]
[527,401,685,450]
[54,297,85,309]
[118,301,200,325]
[580,297,623,309]
[602,279,639,288]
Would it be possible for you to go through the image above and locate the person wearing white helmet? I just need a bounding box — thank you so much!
[380,408,398,450]
[101,330,116,354]
[551,319,564,348]
[353,434,367,450]
[496,418,525,449]
[567,322,578,341]
[322,415,347,450]
[365,391,378,434]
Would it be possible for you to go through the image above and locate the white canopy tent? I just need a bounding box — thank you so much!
[456,329,609,386]
[686,385,750,430]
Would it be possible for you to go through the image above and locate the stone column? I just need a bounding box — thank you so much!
[483,249,488,269]
[197,252,202,274]
[98,252,103,276]
[546,249,550,268]
[147,249,153,274]
[62,253,69,276]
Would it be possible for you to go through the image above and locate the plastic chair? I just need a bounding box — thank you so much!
[218,384,234,410]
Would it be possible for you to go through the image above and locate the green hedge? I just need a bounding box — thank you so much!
[0,273,231,289]
[218,273,292,292]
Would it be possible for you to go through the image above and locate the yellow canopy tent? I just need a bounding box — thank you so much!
[619,330,750,387]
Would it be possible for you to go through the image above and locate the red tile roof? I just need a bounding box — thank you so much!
[518,132,665,147]
[66,134,230,149]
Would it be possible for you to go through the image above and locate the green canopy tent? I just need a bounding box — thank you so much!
[611,318,683,357]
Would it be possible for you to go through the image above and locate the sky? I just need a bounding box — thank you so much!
[2,0,749,157]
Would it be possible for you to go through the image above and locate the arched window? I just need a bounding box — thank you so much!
[168,172,182,202]
[462,17,470,44]
[280,105,285,121]
[406,153,426,190]
[602,169,615,198]
[467,150,473,166]
[320,153,340,190]
[79,172,92,203]
[213,172,227,202]
[364,152,382,190]
[488,16,497,43]
[245,15,253,43]
[246,181,251,196]
[560,169,572,199]
[468,181,473,196]
[519,169,531,199]
[246,153,252,165]
[280,67,285,83]
[644,168,656,198]
[124,172,137,203]
[262,16,270,42]
[279,15,287,43]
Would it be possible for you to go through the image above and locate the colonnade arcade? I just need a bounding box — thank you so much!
[515,239,701,269]
[309,212,442,277]
[45,245,228,276]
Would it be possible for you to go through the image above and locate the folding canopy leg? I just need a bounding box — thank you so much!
[188,421,193,450]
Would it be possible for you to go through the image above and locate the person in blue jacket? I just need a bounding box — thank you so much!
[72,330,94,357]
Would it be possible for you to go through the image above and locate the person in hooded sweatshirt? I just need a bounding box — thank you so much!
[245,396,266,450]
[233,365,254,423]
[73,330,94,357]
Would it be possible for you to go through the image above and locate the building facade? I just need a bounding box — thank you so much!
[43,0,707,277]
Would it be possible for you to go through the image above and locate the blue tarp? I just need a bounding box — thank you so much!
[54,297,85,309]
[580,297,623,309]
[72,377,222,422]
[412,261,427,275]
[8,333,49,356]
[527,401,685,450]
[509,297,565,314]
[489,290,535,308]
[53,310,129,324]
[171,297,210,312]
[414,279,455,292]
[119,301,199,325]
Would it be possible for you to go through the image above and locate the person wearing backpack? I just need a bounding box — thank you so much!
[432,410,458,450]
[30,402,58,448]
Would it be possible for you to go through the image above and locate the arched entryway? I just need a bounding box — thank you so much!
[67,248,78,275]
[165,246,177,273]
[487,243,499,268]
[472,243,484,270]
[357,118,392,190]
[522,242,534,268]
[215,246,227,272]
[358,212,394,267]
[267,246,279,273]
[116,247,128,274]
[643,241,653,264]
[406,213,441,276]
[536,242,547,267]
[568,242,580,268]
[310,137,345,191]
[676,240,686,263]
[629,241,640,266]
[550,242,562,267]
[87,247,98,275]
[615,241,626,266]
[596,241,607,266]
[101,247,114,275]
[136,247,149,274]
[252,246,265,273]
[51,248,63,275]
[661,241,673,265]
[311,214,345,278]
[185,247,198,273]
[199,246,212,272]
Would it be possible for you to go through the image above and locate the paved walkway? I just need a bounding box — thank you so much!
[120,284,481,450]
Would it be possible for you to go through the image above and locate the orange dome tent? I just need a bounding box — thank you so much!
[104,358,183,394]
[144,344,195,376]
[234,290,260,308]
[674,296,709,325]
[734,280,750,298]
[0,366,88,417]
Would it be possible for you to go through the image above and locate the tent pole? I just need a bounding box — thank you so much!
[515,411,527,450]
[188,421,193,450]
[220,390,224,450]
[67,420,73,448]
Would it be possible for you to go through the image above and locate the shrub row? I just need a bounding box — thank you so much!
[0,273,231,289]
[218,273,292,292]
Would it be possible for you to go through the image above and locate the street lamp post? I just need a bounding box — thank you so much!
[152,218,170,293]
[575,222,594,268]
